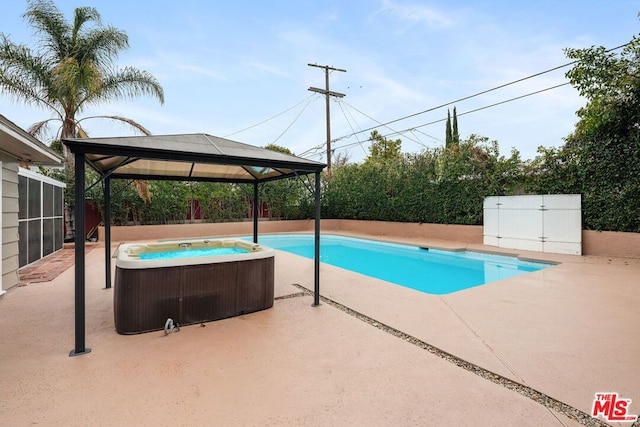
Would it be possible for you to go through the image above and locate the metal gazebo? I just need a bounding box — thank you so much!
[63,133,326,356]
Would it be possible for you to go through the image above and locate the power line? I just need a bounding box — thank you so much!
[296,42,632,159]
[330,42,631,144]
[336,100,369,157]
[330,82,571,153]
[223,94,318,138]
[339,99,431,148]
[332,64,574,144]
[270,96,317,145]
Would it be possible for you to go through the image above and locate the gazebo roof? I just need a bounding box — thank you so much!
[63,133,325,183]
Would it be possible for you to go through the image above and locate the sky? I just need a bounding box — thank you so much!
[1,0,640,163]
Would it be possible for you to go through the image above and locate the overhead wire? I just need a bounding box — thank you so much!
[298,41,634,158]
[331,64,575,143]
[267,42,633,159]
[330,82,572,153]
[269,95,317,145]
[223,93,319,138]
[330,41,631,144]
[339,99,432,148]
[336,100,369,157]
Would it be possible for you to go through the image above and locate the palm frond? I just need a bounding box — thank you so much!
[134,180,152,203]
[74,119,89,138]
[78,27,128,70]
[27,118,59,138]
[77,115,153,135]
[71,6,101,41]
[87,67,165,106]
[2,1,164,151]
[24,0,70,61]
[0,72,61,113]
[0,34,63,112]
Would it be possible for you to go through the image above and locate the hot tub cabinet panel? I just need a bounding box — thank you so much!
[114,240,275,334]
[181,262,239,324]
[236,258,275,314]
[114,267,182,335]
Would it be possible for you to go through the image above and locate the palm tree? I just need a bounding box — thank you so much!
[0,0,164,164]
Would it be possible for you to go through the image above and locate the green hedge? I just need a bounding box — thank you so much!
[49,131,638,232]
[322,136,523,225]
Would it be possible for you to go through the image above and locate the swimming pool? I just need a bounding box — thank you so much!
[248,234,552,295]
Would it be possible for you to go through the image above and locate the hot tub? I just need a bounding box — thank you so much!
[114,238,275,334]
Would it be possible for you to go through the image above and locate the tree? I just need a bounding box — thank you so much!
[445,107,459,149]
[561,34,640,231]
[452,106,459,145]
[263,143,293,155]
[366,130,402,163]
[322,134,522,224]
[445,109,452,148]
[0,0,164,163]
[261,143,308,219]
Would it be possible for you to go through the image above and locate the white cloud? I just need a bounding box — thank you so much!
[245,62,290,78]
[174,64,227,81]
[379,0,455,29]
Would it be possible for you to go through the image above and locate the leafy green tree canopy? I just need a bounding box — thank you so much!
[263,143,294,155]
[533,31,640,231]
[365,130,402,163]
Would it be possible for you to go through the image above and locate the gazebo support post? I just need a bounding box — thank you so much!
[104,178,111,289]
[70,151,91,357]
[253,182,259,243]
[313,171,321,306]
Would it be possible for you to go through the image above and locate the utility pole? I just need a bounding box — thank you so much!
[308,63,346,172]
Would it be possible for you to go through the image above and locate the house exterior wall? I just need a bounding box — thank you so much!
[1,154,20,293]
[17,168,65,267]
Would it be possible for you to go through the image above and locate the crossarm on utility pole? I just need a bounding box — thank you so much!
[307,63,346,172]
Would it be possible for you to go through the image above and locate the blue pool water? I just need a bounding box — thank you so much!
[248,234,551,295]
[140,247,248,260]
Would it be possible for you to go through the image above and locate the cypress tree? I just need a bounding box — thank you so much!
[452,107,459,146]
[445,109,452,148]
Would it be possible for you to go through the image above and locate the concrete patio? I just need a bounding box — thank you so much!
[1,234,639,426]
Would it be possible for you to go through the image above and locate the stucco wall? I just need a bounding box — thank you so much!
[99,220,315,243]
[100,219,640,258]
[100,219,483,246]
[321,219,483,244]
[582,230,640,258]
